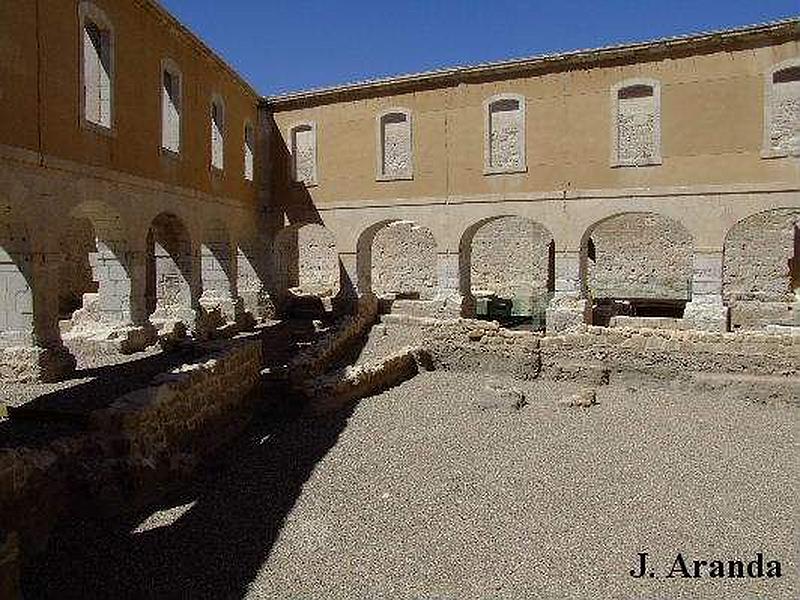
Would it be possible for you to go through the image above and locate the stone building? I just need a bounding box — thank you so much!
[0,2,798,382]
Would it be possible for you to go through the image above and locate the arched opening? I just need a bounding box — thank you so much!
[0,222,34,349]
[459,216,554,329]
[274,223,339,297]
[62,201,132,333]
[237,233,273,322]
[200,219,237,325]
[147,212,194,330]
[357,220,437,301]
[581,212,693,325]
[723,208,800,330]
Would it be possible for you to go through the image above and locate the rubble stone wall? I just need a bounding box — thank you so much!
[587,213,693,301]
[372,221,437,300]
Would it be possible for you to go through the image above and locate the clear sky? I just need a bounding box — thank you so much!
[160,0,799,96]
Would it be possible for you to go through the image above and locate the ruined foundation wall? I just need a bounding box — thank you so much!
[470,217,552,301]
[587,213,693,300]
[372,221,437,300]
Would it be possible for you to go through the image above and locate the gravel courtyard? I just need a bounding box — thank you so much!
[25,371,797,600]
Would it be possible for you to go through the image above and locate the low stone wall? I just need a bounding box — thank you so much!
[0,333,264,584]
[540,326,800,381]
[288,295,379,384]
[303,346,431,414]
[378,314,542,379]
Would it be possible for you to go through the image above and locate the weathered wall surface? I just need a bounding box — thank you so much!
[587,213,693,300]
[470,217,552,301]
[274,223,339,296]
[724,208,800,302]
[371,221,437,299]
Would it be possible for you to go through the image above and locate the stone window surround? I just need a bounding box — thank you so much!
[288,121,318,187]
[609,78,662,168]
[243,120,255,182]
[375,108,413,182]
[210,93,225,173]
[78,1,115,137]
[761,57,800,159]
[159,58,183,158]
[483,93,527,175]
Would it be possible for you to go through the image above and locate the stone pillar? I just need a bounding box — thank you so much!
[434,252,464,317]
[338,252,358,299]
[684,250,729,332]
[546,250,590,334]
[0,253,75,382]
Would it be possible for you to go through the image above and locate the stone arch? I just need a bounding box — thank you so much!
[723,208,800,330]
[237,230,273,322]
[0,218,35,348]
[274,223,339,297]
[65,200,133,330]
[147,212,195,329]
[356,219,437,299]
[459,215,554,324]
[200,218,236,314]
[580,212,694,322]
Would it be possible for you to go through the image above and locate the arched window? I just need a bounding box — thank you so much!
[244,121,255,181]
[611,79,661,167]
[763,59,800,158]
[484,94,526,174]
[161,59,182,154]
[79,2,114,130]
[210,95,225,171]
[289,122,317,186]
[376,109,412,180]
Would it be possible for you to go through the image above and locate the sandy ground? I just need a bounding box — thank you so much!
[23,369,797,600]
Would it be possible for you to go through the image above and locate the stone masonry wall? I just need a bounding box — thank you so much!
[723,208,800,303]
[372,221,437,300]
[470,217,552,301]
[587,213,693,301]
[274,223,339,297]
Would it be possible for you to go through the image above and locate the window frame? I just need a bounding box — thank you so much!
[159,58,183,157]
[243,120,255,182]
[762,57,800,159]
[375,108,414,181]
[288,121,318,187]
[210,93,226,173]
[78,1,115,136]
[609,78,662,168]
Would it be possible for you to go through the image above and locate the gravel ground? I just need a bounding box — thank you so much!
[24,371,797,600]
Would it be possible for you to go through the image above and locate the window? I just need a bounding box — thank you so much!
[244,122,255,181]
[289,122,317,185]
[484,94,526,174]
[211,95,225,171]
[161,60,182,154]
[79,2,113,130]
[763,59,800,158]
[611,79,661,167]
[376,109,412,180]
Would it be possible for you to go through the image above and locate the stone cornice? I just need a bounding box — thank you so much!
[265,18,799,111]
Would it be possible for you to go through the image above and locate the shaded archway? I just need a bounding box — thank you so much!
[459,216,555,326]
[274,223,339,297]
[356,220,437,300]
[0,220,34,348]
[64,200,134,331]
[581,212,694,325]
[200,219,237,325]
[723,208,800,330]
[147,212,195,330]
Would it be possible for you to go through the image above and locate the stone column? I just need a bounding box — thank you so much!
[683,250,729,332]
[0,252,75,382]
[545,250,590,334]
[434,252,464,317]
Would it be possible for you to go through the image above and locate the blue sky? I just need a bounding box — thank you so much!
[161,1,799,96]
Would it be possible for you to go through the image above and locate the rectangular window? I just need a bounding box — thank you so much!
[161,67,181,153]
[83,21,111,128]
[244,124,255,181]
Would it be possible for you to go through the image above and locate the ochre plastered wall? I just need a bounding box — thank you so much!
[270,40,799,209]
[0,0,260,205]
